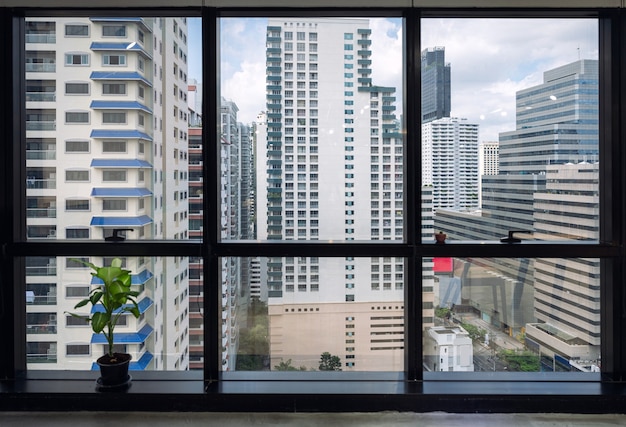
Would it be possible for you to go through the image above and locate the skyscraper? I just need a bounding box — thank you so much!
[25,17,190,371]
[421,47,451,123]
[257,18,421,371]
[422,117,479,210]
[433,59,599,366]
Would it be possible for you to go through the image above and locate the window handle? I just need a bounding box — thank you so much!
[500,230,528,243]
[105,228,133,242]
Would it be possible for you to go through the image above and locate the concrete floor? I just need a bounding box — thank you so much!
[2,412,626,426]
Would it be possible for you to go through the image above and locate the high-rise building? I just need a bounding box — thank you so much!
[433,59,599,366]
[187,94,254,371]
[257,18,424,371]
[421,47,451,123]
[526,162,600,369]
[422,117,479,210]
[25,17,190,371]
[479,141,499,177]
[478,141,499,207]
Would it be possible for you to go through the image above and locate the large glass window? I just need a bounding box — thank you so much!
[421,18,600,375]
[5,4,625,414]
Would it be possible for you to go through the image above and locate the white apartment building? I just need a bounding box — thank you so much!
[25,17,190,371]
[479,141,499,177]
[427,326,474,372]
[255,18,434,372]
[422,117,479,210]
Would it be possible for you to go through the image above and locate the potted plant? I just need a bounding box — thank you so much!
[435,231,447,244]
[67,257,140,390]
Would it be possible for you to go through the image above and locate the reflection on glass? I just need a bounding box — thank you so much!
[26,255,192,371]
[220,17,404,242]
[421,19,598,243]
[224,257,405,372]
[25,16,200,241]
[425,257,600,373]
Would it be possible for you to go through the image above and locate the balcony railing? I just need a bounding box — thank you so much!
[25,63,56,73]
[26,92,56,102]
[26,265,57,276]
[26,149,56,160]
[26,178,56,189]
[26,207,56,218]
[25,33,56,43]
[26,324,57,334]
[26,121,56,131]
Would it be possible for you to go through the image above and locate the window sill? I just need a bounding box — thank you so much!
[2,372,626,413]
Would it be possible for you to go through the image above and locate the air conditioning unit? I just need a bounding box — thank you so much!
[48,229,56,237]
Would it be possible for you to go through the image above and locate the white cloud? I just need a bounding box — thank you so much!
[204,16,598,138]
[222,60,266,124]
[422,18,598,140]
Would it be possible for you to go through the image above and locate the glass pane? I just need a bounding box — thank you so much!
[421,18,598,243]
[25,16,201,241]
[224,257,405,372]
[424,257,600,373]
[26,255,194,371]
[220,17,404,242]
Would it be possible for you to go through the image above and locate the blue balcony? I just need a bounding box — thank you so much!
[91,324,153,346]
[90,215,153,227]
[90,71,152,87]
[358,49,371,56]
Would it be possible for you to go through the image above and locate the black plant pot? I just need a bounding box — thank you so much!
[96,352,132,391]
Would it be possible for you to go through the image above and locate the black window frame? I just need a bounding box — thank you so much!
[0,5,625,414]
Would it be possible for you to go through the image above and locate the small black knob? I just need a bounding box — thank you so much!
[105,228,133,242]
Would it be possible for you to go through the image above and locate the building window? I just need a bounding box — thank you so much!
[102,25,126,37]
[65,199,90,211]
[65,228,89,239]
[65,53,89,65]
[65,111,89,123]
[66,344,90,355]
[65,140,89,153]
[65,170,89,182]
[103,54,126,66]
[65,24,89,36]
[102,82,126,94]
[102,112,126,124]
[102,170,127,182]
[102,140,127,153]
[65,82,89,95]
[102,199,127,211]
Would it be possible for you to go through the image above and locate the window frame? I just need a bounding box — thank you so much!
[0,4,625,415]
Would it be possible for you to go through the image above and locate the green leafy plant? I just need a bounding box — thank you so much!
[67,258,140,358]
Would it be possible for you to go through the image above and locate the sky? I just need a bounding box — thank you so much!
[188,17,598,142]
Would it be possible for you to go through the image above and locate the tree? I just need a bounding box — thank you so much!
[319,352,342,371]
[274,359,306,371]
[435,306,451,319]
[498,349,540,372]
[460,322,486,342]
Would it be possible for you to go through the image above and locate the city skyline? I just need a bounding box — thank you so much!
[191,17,597,143]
